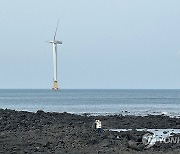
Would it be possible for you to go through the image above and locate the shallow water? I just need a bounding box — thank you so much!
[110,129,180,140]
[110,128,180,146]
[0,89,180,116]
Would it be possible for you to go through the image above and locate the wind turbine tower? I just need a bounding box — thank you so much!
[49,20,62,90]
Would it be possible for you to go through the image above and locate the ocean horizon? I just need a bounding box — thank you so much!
[0,89,180,117]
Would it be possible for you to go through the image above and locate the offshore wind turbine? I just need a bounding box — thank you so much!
[49,20,62,90]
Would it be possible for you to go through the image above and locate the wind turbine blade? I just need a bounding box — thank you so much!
[54,19,59,41]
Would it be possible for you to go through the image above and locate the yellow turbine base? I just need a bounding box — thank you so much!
[52,81,59,90]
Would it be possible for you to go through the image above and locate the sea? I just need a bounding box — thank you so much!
[0,89,180,117]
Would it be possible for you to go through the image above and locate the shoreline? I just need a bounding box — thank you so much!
[1,109,180,153]
[2,108,180,118]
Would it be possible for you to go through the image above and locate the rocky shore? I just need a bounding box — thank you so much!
[1,109,180,154]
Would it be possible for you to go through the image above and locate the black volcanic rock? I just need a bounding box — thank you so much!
[0,109,180,153]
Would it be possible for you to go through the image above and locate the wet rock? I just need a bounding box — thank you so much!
[36,110,45,115]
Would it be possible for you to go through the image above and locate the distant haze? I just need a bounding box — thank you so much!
[0,0,180,89]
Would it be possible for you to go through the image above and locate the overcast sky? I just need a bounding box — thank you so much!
[0,0,180,89]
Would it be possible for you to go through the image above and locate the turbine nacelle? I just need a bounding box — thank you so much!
[49,40,62,44]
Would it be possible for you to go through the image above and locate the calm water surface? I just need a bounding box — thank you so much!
[0,89,180,116]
